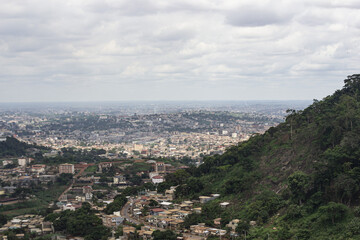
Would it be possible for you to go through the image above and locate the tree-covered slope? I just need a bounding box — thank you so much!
[162,74,360,239]
[0,137,45,157]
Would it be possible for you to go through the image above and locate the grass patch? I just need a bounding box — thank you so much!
[85,165,97,173]
[0,184,67,217]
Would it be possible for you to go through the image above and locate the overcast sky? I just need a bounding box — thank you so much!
[0,0,359,102]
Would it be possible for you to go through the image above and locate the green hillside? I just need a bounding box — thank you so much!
[162,74,360,239]
[0,137,46,157]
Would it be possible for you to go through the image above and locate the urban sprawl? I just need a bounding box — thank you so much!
[0,104,304,240]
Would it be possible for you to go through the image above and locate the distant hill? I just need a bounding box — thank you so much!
[163,74,360,239]
[0,137,45,157]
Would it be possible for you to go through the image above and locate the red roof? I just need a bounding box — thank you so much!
[151,208,165,212]
[152,176,163,179]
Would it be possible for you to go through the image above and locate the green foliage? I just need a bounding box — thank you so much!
[165,169,191,185]
[0,137,47,157]
[284,204,303,221]
[37,147,106,164]
[121,184,155,196]
[235,220,250,234]
[242,191,285,224]
[104,194,127,214]
[183,213,204,229]
[345,217,360,237]
[0,214,7,227]
[129,175,142,186]
[3,163,17,169]
[149,199,158,207]
[50,204,110,239]
[152,230,177,240]
[288,171,310,205]
[318,202,349,224]
[56,173,73,185]
[115,225,123,238]
[175,177,204,198]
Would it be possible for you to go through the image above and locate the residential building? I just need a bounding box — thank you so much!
[151,175,164,184]
[31,164,46,174]
[18,158,32,167]
[59,163,74,174]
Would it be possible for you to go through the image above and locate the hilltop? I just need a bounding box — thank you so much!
[161,74,360,239]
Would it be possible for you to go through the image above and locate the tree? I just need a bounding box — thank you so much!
[165,169,191,185]
[104,194,127,214]
[51,208,110,239]
[0,214,7,227]
[56,173,73,185]
[333,174,358,205]
[152,230,177,240]
[288,171,310,205]
[149,199,158,207]
[235,221,250,235]
[84,225,110,240]
[129,175,142,186]
[319,202,348,224]
[183,213,205,229]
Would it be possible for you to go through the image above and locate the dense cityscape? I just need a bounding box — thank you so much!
[0,101,308,240]
[0,101,307,160]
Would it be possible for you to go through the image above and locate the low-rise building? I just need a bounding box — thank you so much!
[151,175,164,184]
[31,164,46,174]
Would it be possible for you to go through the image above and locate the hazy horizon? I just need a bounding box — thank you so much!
[0,100,312,115]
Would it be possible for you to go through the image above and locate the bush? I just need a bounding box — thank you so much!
[353,206,360,217]
[346,217,360,237]
[284,204,303,221]
[319,202,349,224]
[152,230,177,240]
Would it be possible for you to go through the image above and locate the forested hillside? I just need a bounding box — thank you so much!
[161,74,360,239]
[0,137,46,157]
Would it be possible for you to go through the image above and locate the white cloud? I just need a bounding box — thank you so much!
[0,0,359,102]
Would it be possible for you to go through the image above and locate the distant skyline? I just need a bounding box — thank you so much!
[1,0,359,102]
[0,100,312,115]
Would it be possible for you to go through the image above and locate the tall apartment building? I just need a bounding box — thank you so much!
[18,158,33,167]
[59,163,75,174]
[155,162,165,173]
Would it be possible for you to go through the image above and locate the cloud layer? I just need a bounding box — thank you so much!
[1,0,359,102]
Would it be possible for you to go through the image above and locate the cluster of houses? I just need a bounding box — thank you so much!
[0,156,248,240]
[0,159,81,202]
[117,189,245,239]
[0,156,185,203]
[0,215,53,237]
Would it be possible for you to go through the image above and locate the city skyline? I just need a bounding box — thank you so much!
[1,0,359,102]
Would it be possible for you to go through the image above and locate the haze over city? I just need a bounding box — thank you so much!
[1,0,359,102]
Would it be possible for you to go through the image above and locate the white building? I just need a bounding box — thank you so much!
[151,175,164,184]
[18,158,32,167]
[2,160,13,166]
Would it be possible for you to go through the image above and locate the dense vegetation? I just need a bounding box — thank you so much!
[104,194,127,214]
[152,229,178,240]
[45,203,110,240]
[0,137,47,157]
[34,147,106,164]
[162,74,360,239]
